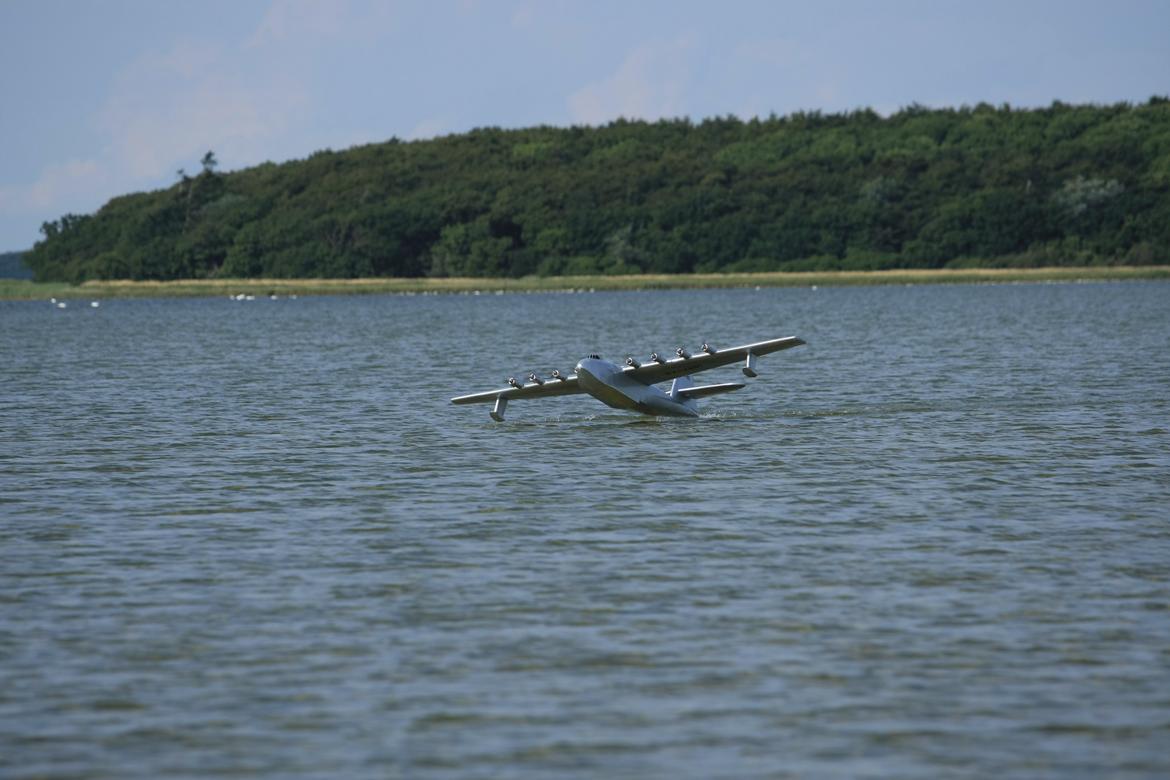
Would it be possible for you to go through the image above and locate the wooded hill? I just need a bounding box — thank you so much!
[25,99,1170,282]
[0,251,31,279]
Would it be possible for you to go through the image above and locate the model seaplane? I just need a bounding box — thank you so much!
[451,336,805,421]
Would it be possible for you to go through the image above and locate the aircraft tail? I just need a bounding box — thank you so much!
[669,375,694,401]
[675,381,746,400]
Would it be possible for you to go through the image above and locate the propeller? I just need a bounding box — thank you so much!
[625,356,641,368]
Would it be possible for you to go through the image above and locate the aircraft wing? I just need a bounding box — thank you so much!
[450,375,584,405]
[624,336,805,385]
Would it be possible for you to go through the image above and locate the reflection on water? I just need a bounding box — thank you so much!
[2,282,1169,778]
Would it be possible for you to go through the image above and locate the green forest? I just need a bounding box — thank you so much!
[25,99,1170,282]
[0,251,31,279]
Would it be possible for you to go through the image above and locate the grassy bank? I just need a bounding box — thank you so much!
[3,266,1168,300]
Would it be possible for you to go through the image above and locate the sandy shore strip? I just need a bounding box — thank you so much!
[4,265,1168,300]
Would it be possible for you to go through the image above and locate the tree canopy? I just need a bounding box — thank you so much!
[26,99,1170,282]
[0,251,31,279]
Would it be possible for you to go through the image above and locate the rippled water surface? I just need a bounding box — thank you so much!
[2,282,1169,778]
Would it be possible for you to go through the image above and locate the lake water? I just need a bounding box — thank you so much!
[2,282,1169,778]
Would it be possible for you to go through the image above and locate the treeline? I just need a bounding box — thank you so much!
[0,251,31,279]
[26,99,1170,282]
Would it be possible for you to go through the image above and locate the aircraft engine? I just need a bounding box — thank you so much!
[676,346,691,359]
[508,376,523,388]
[527,372,544,385]
[650,352,666,364]
[625,356,641,368]
[550,369,567,380]
[701,342,716,354]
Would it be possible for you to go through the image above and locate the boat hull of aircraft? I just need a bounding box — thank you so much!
[575,357,701,417]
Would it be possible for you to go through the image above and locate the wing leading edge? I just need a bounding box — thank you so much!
[624,336,804,385]
[450,375,584,405]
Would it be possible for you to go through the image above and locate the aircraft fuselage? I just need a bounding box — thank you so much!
[574,357,699,417]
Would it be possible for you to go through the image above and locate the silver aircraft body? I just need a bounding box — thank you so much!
[451,336,804,421]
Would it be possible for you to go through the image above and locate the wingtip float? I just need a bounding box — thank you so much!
[451,336,805,421]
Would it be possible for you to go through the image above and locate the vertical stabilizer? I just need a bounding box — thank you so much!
[669,375,694,400]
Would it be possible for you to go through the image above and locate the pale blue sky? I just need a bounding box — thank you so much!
[1,0,1167,250]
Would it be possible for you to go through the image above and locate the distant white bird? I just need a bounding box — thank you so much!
[90,301,100,308]
[56,302,67,309]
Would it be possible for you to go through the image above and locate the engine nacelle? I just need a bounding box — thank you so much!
[626,356,641,368]
[701,342,716,354]
[527,372,544,385]
[550,369,567,381]
[508,376,523,388]
[676,346,691,359]
[650,352,666,364]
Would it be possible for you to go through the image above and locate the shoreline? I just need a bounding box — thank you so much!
[3,266,1168,300]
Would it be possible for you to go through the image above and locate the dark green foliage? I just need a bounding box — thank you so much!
[25,100,1170,282]
[0,250,32,279]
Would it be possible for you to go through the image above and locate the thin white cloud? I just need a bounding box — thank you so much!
[251,0,349,46]
[568,38,695,125]
[511,0,565,29]
[27,159,106,208]
[407,118,448,141]
[1,0,399,235]
[815,82,841,107]
[97,53,308,180]
[250,0,395,48]
[510,2,535,28]
[734,38,808,70]
[0,158,107,220]
[154,40,224,79]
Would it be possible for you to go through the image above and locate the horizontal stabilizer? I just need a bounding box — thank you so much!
[674,381,746,400]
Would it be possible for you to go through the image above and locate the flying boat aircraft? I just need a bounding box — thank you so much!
[451,336,804,420]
